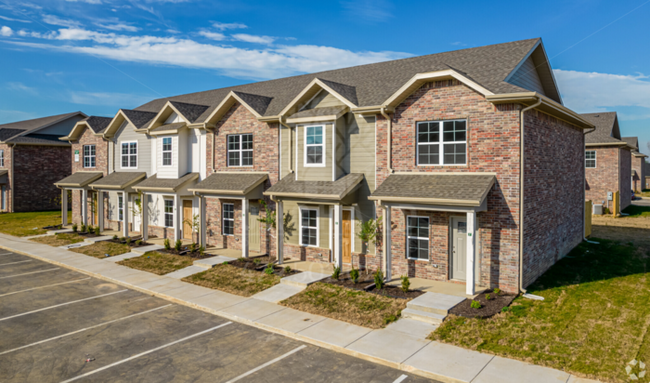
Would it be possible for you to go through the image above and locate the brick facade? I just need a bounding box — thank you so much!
[632,156,646,192]
[620,149,632,210]
[585,146,632,212]
[70,127,109,223]
[0,144,13,212]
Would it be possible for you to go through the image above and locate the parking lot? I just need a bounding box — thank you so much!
[0,251,436,383]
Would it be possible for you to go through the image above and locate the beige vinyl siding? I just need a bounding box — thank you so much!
[335,115,346,180]
[509,56,545,96]
[282,200,330,249]
[304,90,346,109]
[114,121,153,176]
[349,114,376,190]
[280,124,293,179]
[296,123,333,181]
[156,135,179,179]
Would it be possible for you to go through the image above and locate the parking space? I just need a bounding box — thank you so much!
[0,252,437,383]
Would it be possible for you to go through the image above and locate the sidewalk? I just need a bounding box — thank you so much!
[0,233,599,383]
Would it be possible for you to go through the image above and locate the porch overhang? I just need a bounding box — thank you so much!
[89,172,146,191]
[264,173,363,201]
[133,172,199,193]
[54,172,103,189]
[189,172,268,200]
[285,106,349,124]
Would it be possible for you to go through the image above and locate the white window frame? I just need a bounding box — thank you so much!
[120,141,138,169]
[227,134,253,167]
[162,137,173,167]
[299,207,319,247]
[164,199,174,228]
[118,195,124,221]
[586,150,596,168]
[222,203,234,236]
[406,215,430,261]
[416,119,468,166]
[303,125,326,167]
[83,144,96,168]
[0,149,4,167]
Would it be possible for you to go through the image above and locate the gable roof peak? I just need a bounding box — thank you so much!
[168,101,210,123]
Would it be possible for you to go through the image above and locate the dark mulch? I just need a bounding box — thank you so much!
[74,231,101,238]
[366,285,425,299]
[449,289,518,319]
[158,247,213,259]
[106,237,153,248]
[323,271,424,299]
[43,224,63,230]
[226,255,301,276]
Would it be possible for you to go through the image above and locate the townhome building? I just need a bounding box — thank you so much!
[622,136,648,192]
[581,112,633,211]
[54,38,592,294]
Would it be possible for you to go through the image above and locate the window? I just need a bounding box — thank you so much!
[0,149,4,167]
[222,203,234,235]
[304,125,324,166]
[162,137,172,166]
[121,142,137,168]
[586,150,596,168]
[164,200,174,227]
[227,134,253,167]
[407,216,429,260]
[300,208,318,246]
[417,120,467,165]
[83,145,96,168]
[118,195,124,221]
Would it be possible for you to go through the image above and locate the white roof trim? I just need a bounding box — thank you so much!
[141,101,192,132]
[203,91,263,126]
[279,78,358,117]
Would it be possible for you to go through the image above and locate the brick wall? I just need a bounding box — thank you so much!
[0,144,13,212]
[632,156,645,192]
[70,127,109,222]
[585,146,621,208]
[620,148,632,210]
[13,145,71,212]
[522,110,584,288]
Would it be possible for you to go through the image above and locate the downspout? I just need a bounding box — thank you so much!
[212,128,216,173]
[380,108,393,174]
[279,117,294,173]
[519,97,542,294]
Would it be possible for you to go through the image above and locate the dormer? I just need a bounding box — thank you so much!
[102,109,157,175]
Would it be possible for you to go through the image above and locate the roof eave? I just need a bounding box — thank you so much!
[367,195,483,207]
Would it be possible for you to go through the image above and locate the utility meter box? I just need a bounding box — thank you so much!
[607,191,613,201]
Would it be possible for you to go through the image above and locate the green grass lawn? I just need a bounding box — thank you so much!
[183,264,281,297]
[622,204,650,218]
[117,251,195,275]
[70,241,130,259]
[0,211,71,236]
[31,232,84,247]
[432,239,650,383]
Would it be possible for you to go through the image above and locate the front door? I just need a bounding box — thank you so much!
[183,200,193,240]
[342,210,352,264]
[451,216,467,281]
[248,202,261,252]
[92,192,98,226]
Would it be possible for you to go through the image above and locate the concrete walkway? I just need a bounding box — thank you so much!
[0,233,600,383]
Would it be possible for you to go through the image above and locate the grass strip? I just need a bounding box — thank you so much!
[0,211,71,237]
[183,264,280,297]
[31,233,84,247]
[118,251,194,275]
[70,241,130,259]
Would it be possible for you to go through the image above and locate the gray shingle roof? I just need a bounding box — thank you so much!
[169,101,210,123]
[369,173,496,207]
[7,134,70,145]
[319,79,358,105]
[54,172,103,188]
[288,106,347,120]
[189,172,268,195]
[84,116,113,134]
[122,109,157,129]
[89,172,146,189]
[622,136,639,150]
[232,91,273,116]
[0,112,85,142]
[264,173,363,200]
[0,128,26,141]
[581,112,624,144]
[133,173,199,192]
[150,122,186,133]
[135,39,541,122]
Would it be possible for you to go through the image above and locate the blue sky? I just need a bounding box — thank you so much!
[0,0,649,155]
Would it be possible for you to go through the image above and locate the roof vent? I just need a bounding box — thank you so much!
[594,114,599,117]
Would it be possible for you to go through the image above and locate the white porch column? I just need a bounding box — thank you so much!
[466,210,476,296]
[199,196,206,247]
[276,200,284,264]
[97,191,104,232]
[173,194,180,242]
[81,189,88,226]
[142,192,148,241]
[383,205,392,281]
[61,189,68,225]
[122,191,129,237]
[333,204,343,268]
[242,198,249,258]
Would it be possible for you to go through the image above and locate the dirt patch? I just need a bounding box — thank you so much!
[449,289,517,319]
[183,264,281,297]
[70,241,131,259]
[117,251,199,275]
[322,271,424,299]
[31,233,84,247]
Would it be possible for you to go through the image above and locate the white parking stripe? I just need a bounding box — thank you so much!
[0,260,32,266]
[0,277,91,298]
[59,322,233,383]
[225,345,307,383]
[392,374,408,383]
[0,268,59,279]
[0,289,128,322]
[0,304,172,355]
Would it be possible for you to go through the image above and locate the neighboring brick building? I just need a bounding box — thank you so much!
[582,112,633,211]
[622,137,648,192]
[0,112,86,212]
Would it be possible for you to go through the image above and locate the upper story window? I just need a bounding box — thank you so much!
[304,125,325,166]
[83,145,96,168]
[417,120,467,166]
[586,150,596,168]
[228,134,253,167]
[162,137,172,166]
[0,150,5,167]
[121,142,137,169]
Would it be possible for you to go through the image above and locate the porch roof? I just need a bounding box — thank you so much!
[89,172,146,190]
[54,172,103,188]
[264,173,363,200]
[369,173,496,207]
[133,172,199,192]
[188,172,268,196]
[285,105,348,123]
[149,122,186,135]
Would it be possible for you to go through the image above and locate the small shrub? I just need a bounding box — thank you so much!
[112,234,118,240]
[94,226,101,235]
[189,242,197,253]
[72,224,78,232]
[125,237,132,245]
[199,246,205,256]
[332,265,341,280]
[253,258,261,266]
[284,266,292,273]
[470,300,482,309]
[135,240,142,246]
[120,237,125,242]
[494,288,501,295]
[238,257,246,262]
[501,306,510,313]
[80,224,86,233]
[374,270,385,290]
[164,238,170,250]
[485,293,492,300]
[350,268,360,283]
[174,239,182,252]
[87,225,93,233]
[264,263,274,275]
[401,275,410,293]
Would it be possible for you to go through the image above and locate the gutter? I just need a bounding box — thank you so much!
[380,107,393,174]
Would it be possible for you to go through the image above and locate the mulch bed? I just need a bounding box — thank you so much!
[366,285,425,299]
[449,289,518,319]
[322,271,424,299]
[158,247,213,259]
[105,237,153,248]
[226,255,301,277]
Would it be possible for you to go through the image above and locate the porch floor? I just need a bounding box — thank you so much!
[387,278,486,299]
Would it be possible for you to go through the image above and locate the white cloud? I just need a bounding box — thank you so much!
[95,22,139,32]
[198,30,226,41]
[231,33,275,44]
[7,82,37,95]
[341,0,393,22]
[212,22,247,31]
[0,26,12,36]
[68,91,152,106]
[42,14,82,28]
[7,27,410,79]
[0,15,31,23]
[66,0,102,3]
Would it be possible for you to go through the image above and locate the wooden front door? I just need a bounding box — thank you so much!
[342,210,352,264]
[248,202,261,252]
[92,192,98,226]
[183,200,193,240]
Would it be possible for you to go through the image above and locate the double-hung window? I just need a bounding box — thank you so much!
[585,150,596,168]
[222,203,234,235]
[164,200,174,227]
[162,137,172,166]
[417,120,467,165]
[118,195,124,221]
[0,149,4,167]
[407,216,429,260]
[83,145,96,168]
[121,142,137,168]
[304,126,324,166]
[227,134,253,167]
[300,208,318,246]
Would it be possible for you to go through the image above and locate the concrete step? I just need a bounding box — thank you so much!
[165,265,206,279]
[194,255,236,269]
[401,308,446,325]
[132,244,164,255]
[84,235,114,244]
[280,271,329,288]
[252,284,304,304]
[407,292,466,316]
